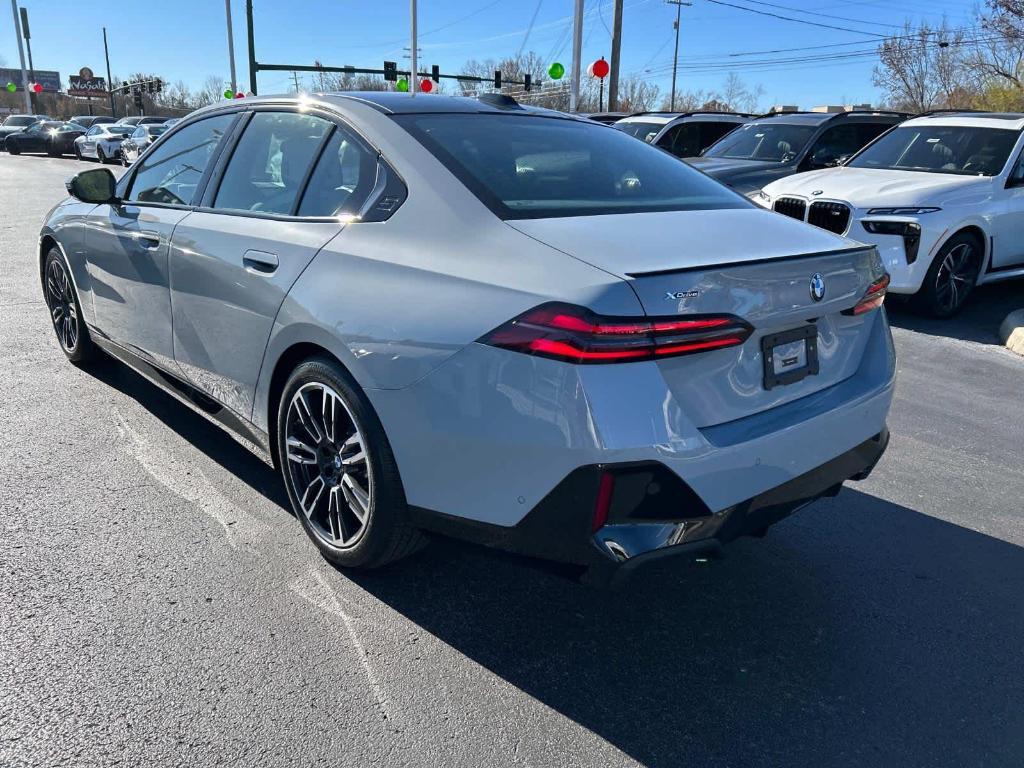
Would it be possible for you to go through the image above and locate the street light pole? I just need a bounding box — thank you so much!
[19,7,36,111]
[225,0,238,94]
[9,0,31,113]
[409,0,417,97]
[667,0,691,111]
[569,0,584,113]
[103,27,116,118]
[607,0,623,111]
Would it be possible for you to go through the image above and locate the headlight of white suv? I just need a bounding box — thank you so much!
[748,190,772,208]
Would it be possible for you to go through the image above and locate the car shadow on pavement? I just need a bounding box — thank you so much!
[886,280,1022,346]
[87,356,290,509]
[349,488,1024,768]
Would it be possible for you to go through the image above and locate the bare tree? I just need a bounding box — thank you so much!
[970,1,1024,91]
[193,75,227,107]
[873,20,971,112]
[720,73,765,113]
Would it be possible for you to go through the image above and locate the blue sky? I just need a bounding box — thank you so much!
[2,0,977,108]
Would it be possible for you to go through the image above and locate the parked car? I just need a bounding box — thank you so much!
[74,123,135,162]
[120,123,168,165]
[4,120,85,156]
[114,115,173,128]
[0,113,51,147]
[39,93,894,579]
[69,115,118,129]
[688,110,908,196]
[615,111,753,159]
[757,111,1024,316]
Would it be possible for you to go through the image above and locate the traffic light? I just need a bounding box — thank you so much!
[431,64,440,83]
[383,61,397,82]
[156,78,164,93]
[134,92,144,110]
[524,73,532,92]
[493,70,501,89]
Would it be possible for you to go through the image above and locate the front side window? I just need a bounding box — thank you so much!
[297,127,378,217]
[86,126,102,136]
[847,125,1020,176]
[128,113,235,206]
[396,113,746,219]
[214,112,332,215]
[703,121,817,162]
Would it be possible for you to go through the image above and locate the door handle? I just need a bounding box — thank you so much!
[132,230,161,249]
[243,249,279,274]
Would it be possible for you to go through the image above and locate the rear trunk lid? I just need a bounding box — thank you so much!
[508,208,885,428]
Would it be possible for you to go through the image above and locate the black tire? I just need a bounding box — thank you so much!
[121,150,129,167]
[277,357,425,569]
[7,144,20,155]
[911,231,983,318]
[97,147,107,164]
[74,146,83,161]
[43,247,97,365]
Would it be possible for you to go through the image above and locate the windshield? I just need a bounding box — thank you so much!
[3,116,37,127]
[614,121,665,142]
[148,126,168,137]
[703,121,816,161]
[848,125,1019,176]
[395,113,747,219]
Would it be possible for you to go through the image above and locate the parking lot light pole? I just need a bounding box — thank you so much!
[569,0,583,113]
[410,0,417,98]
[225,0,238,95]
[9,0,31,113]
[103,27,116,118]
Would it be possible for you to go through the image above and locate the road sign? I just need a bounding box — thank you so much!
[69,75,107,97]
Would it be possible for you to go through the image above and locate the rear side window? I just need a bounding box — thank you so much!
[214,112,331,215]
[128,113,235,205]
[396,113,746,219]
[297,127,378,217]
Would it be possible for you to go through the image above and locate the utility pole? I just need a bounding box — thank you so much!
[667,0,691,111]
[569,0,584,113]
[103,27,116,117]
[225,0,237,94]
[9,0,31,113]
[291,71,301,93]
[19,7,37,111]
[607,0,623,111]
[409,0,417,97]
[246,0,257,95]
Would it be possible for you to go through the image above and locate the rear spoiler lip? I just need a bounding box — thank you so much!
[625,245,875,278]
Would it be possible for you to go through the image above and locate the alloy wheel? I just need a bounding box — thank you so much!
[284,382,372,548]
[45,258,79,353]
[933,242,978,314]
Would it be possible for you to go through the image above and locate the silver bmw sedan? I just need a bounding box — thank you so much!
[38,92,894,582]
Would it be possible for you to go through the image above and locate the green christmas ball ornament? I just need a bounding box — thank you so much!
[5,82,16,93]
[548,62,565,80]
[223,88,234,99]
[396,78,409,93]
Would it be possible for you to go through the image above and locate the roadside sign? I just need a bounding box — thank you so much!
[69,75,108,97]
[0,68,61,92]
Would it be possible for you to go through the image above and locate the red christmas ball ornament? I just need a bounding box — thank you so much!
[234,91,246,99]
[419,79,433,93]
[588,58,610,80]
[32,82,43,93]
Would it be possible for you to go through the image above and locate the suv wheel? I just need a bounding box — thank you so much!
[97,146,107,164]
[277,358,425,569]
[913,232,982,317]
[44,247,97,364]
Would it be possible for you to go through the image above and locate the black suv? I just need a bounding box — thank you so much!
[614,111,753,159]
[687,110,908,196]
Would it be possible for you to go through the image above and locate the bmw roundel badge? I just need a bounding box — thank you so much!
[810,273,826,302]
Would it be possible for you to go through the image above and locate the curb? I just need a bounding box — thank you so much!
[1000,309,1024,357]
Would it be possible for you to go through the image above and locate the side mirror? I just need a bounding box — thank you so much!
[828,154,852,168]
[66,168,118,204]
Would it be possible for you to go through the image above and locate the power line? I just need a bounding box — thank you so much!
[703,0,889,36]
[728,0,905,29]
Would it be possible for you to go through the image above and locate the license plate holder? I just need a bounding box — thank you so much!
[761,324,819,390]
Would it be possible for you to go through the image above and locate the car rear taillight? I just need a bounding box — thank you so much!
[479,303,753,364]
[844,274,890,316]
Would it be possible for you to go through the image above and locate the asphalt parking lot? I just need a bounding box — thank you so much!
[2,153,1023,768]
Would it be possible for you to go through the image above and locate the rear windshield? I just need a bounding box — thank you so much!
[394,113,746,219]
[703,121,817,162]
[148,126,168,136]
[3,116,37,127]
[847,125,1019,176]
[614,120,665,142]
[106,126,134,137]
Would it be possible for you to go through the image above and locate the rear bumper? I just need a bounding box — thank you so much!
[411,429,888,582]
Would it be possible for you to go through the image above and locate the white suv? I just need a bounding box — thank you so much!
[756,112,1024,316]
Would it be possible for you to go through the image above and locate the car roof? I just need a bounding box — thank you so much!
[749,110,906,125]
[902,112,1024,130]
